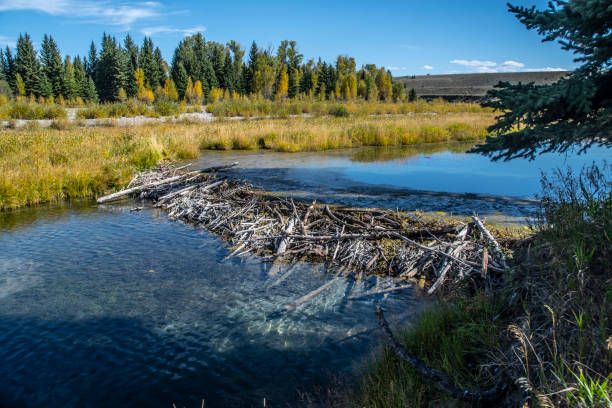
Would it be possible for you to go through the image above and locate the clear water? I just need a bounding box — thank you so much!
[0,201,417,408]
[190,143,610,220]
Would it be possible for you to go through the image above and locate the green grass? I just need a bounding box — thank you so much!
[358,297,503,408]
[353,163,611,408]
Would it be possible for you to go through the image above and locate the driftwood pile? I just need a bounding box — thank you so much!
[98,164,509,296]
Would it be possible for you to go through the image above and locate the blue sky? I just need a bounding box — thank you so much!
[0,1,577,76]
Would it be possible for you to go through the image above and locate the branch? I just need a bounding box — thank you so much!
[374,302,505,406]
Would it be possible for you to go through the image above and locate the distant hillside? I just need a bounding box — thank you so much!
[396,71,570,101]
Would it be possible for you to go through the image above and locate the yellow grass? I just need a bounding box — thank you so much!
[0,112,495,210]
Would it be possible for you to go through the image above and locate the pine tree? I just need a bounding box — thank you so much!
[472,1,612,159]
[38,74,53,98]
[153,47,166,88]
[95,33,127,101]
[73,57,87,98]
[288,68,299,99]
[84,76,98,102]
[173,62,188,99]
[0,49,5,82]
[41,34,63,97]
[86,41,97,81]
[62,56,78,100]
[3,47,15,90]
[124,34,139,97]
[408,88,417,102]
[244,41,258,95]
[15,33,42,96]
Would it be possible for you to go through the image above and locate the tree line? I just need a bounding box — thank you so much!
[0,33,412,104]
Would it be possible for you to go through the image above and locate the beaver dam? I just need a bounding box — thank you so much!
[98,163,510,301]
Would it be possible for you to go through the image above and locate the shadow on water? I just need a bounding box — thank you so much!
[0,203,418,408]
[0,314,368,408]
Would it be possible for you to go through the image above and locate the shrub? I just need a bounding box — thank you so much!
[329,105,350,117]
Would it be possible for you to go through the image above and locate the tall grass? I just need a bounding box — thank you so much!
[206,97,491,118]
[0,101,67,120]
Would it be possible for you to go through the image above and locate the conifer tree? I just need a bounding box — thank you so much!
[0,49,5,82]
[86,41,97,81]
[408,88,417,102]
[124,34,139,97]
[95,34,127,101]
[15,33,42,96]
[38,74,53,98]
[2,47,15,90]
[173,62,188,99]
[62,56,78,100]
[473,0,612,159]
[73,57,87,98]
[153,47,166,88]
[84,76,98,102]
[41,34,63,97]
[244,41,258,95]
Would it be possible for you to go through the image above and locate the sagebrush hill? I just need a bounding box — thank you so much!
[396,71,569,101]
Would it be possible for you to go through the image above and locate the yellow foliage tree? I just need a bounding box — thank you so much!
[275,66,288,100]
[164,78,178,101]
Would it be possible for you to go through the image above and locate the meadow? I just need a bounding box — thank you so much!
[0,111,495,211]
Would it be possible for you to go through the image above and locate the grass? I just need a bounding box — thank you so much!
[351,163,611,408]
[0,101,67,120]
[206,97,491,118]
[0,112,494,211]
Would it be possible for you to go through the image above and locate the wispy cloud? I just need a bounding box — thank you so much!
[388,66,408,71]
[141,25,206,36]
[0,35,16,48]
[450,58,566,73]
[0,0,162,25]
[423,65,433,70]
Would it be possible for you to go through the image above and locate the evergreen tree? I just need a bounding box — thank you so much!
[244,41,258,94]
[40,34,63,97]
[62,55,78,100]
[473,1,612,159]
[288,68,299,98]
[228,40,245,94]
[124,34,139,97]
[38,74,53,98]
[408,88,417,102]
[15,33,42,96]
[73,57,87,98]
[3,47,15,90]
[140,37,157,88]
[95,33,127,101]
[84,76,98,102]
[86,41,97,82]
[153,47,166,88]
[173,62,188,99]
[0,49,5,81]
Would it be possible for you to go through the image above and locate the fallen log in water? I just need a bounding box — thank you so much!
[101,165,510,296]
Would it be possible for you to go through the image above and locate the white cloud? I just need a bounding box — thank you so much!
[523,67,567,72]
[423,65,433,70]
[141,25,206,36]
[0,35,16,48]
[450,58,567,73]
[0,0,162,25]
[450,59,497,68]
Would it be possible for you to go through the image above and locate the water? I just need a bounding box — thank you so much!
[190,143,609,220]
[0,201,418,408]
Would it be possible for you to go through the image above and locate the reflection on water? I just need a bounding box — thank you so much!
[0,202,418,408]
[190,143,609,219]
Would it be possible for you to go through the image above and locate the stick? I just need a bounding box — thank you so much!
[374,302,504,405]
[481,248,489,279]
[284,277,342,311]
[275,217,297,255]
[347,284,413,300]
[97,173,196,203]
[198,162,238,173]
[472,215,509,270]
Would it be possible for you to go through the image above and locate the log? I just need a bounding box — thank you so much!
[427,224,469,295]
[97,173,195,203]
[481,248,489,279]
[275,217,297,255]
[374,303,504,406]
[347,284,413,300]
[198,162,239,173]
[472,215,509,270]
[284,277,342,311]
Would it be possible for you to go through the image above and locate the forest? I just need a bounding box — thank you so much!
[0,33,409,105]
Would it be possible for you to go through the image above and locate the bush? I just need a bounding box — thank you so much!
[154,101,179,117]
[329,105,350,117]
